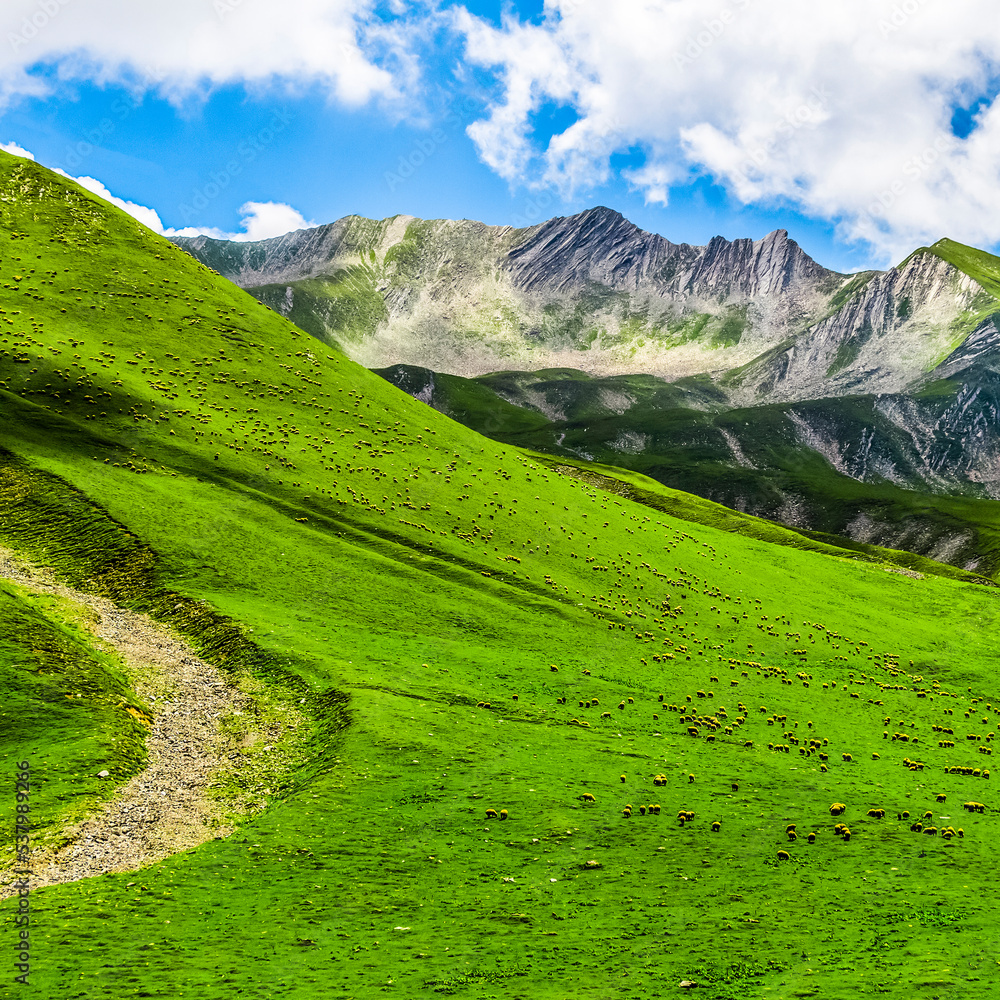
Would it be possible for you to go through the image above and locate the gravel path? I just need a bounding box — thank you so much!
[0,546,268,898]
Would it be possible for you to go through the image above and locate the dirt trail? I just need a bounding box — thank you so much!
[0,546,271,898]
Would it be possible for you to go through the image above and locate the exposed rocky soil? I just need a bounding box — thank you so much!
[0,547,293,897]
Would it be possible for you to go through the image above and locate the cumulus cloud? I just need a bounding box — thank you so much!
[166,201,319,242]
[0,140,34,159]
[0,0,406,109]
[454,0,1000,264]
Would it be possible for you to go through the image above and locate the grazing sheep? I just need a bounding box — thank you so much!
[581,793,596,803]
[623,808,632,818]
[618,702,626,711]
[842,830,851,842]
[688,773,696,784]
[958,828,964,837]
[871,753,880,760]
[711,821,721,832]
[499,809,508,820]
[776,850,791,861]
[731,783,739,792]
[601,712,612,719]
[620,774,627,783]
[639,805,647,816]
[807,833,816,844]
[923,811,934,820]
[936,794,947,803]
[842,754,853,762]
[786,824,797,834]
[787,831,798,841]
[901,811,910,819]
[829,803,847,816]
[485,808,499,819]
[651,804,661,815]
[922,826,938,835]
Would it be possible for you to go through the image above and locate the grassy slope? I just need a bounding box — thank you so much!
[521,450,992,586]
[1,152,1000,999]
[376,365,1000,579]
[0,579,149,851]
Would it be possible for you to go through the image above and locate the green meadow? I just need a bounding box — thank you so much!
[374,365,1000,581]
[1,151,1000,999]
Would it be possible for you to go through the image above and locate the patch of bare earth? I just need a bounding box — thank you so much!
[0,546,296,898]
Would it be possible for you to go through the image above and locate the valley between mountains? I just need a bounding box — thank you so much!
[2,149,1000,999]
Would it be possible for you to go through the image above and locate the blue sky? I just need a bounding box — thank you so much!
[2,0,999,273]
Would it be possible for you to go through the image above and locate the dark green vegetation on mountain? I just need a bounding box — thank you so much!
[3,152,1000,999]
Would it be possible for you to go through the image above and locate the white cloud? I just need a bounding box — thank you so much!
[0,0,406,109]
[166,201,319,242]
[0,140,34,159]
[454,0,1000,264]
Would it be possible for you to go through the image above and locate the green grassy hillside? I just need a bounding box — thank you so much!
[377,364,1000,579]
[0,577,149,847]
[2,151,1000,999]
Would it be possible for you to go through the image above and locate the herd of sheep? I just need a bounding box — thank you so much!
[479,648,996,862]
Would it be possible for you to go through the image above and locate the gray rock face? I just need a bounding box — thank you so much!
[728,250,991,403]
[176,214,417,286]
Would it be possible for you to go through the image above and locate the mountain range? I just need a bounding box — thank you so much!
[174,210,1000,575]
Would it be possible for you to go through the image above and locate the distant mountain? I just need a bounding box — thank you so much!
[173,210,999,402]
[172,208,850,380]
[174,211,1000,572]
